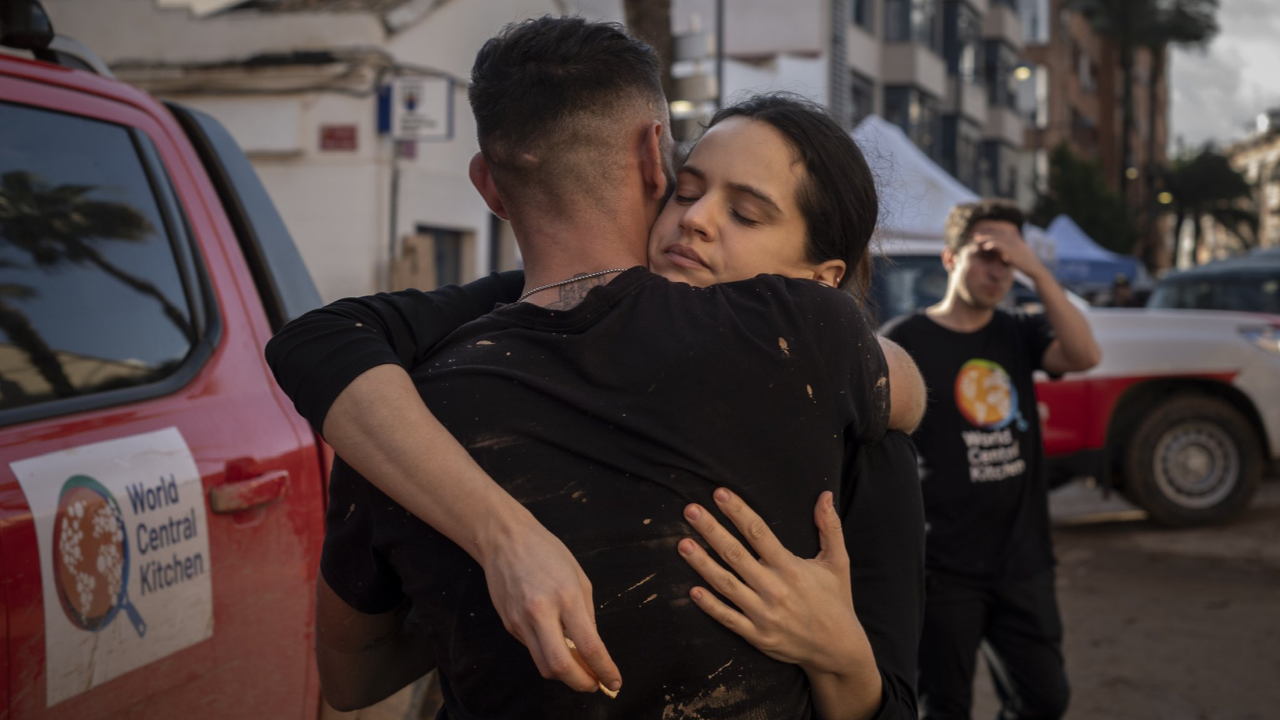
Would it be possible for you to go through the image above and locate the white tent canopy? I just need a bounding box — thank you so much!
[850,115,1056,262]
[1046,215,1118,262]
[852,114,977,243]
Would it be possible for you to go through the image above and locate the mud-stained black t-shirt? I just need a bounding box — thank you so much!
[880,310,1056,580]
[316,269,908,719]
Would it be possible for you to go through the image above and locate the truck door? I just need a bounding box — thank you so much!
[0,71,325,719]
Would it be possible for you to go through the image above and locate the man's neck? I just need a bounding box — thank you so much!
[926,292,996,333]
[515,211,650,308]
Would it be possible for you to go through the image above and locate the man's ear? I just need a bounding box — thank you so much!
[811,259,847,289]
[469,152,509,219]
[941,246,957,272]
[640,120,670,203]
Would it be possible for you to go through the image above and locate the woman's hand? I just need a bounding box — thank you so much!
[680,488,883,720]
[678,488,866,676]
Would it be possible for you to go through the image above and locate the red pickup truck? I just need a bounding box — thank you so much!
[0,4,333,717]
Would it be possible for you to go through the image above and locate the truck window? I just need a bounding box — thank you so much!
[0,101,199,416]
[870,255,950,325]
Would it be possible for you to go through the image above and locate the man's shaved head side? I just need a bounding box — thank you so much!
[469,16,669,212]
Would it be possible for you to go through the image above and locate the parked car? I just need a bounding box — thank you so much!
[871,240,1280,526]
[1147,247,1280,314]
[0,3,334,717]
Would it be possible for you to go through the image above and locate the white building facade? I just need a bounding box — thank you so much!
[47,0,561,302]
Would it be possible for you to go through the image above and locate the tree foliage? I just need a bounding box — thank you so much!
[1032,144,1136,255]
[1066,0,1220,268]
[1164,147,1258,261]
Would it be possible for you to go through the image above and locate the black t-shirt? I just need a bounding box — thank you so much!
[304,269,921,719]
[880,310,1056,581]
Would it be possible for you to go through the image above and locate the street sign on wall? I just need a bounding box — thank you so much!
[390,76,453,141]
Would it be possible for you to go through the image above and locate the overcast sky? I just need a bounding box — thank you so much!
[1170,0,1280,152]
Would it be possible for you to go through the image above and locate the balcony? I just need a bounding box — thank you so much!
[985,104,1024,147]
[882,43,947,99]
[983,2,1023,48]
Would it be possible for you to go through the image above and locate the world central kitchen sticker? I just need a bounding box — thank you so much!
[11,427,213,706]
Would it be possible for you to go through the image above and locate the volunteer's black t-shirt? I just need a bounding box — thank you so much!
[316,269,915,719]
[880,310,1056,580]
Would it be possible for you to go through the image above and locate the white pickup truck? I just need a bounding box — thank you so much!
[873,240,1280,526]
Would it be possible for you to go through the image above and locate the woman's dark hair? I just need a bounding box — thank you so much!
[706,93,879,301]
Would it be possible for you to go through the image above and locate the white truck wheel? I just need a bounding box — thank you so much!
[1123,394,1262,526]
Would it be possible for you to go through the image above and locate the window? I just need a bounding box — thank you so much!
[885,0,941,52]
[1016,64,1050,128]
[884,86,943,160]
[957,128,980,190]
[984,40,1021,110]
[1033,148,1049,194]
[945,1,983,82]
[1148,276,1280,314]
[983,140,1019,198]
[415,225,464,288]
[851,72,875,126]
[869,255,950,325]
[941,116,982,191]
[0,102,199,414]
[1020,0,1050,44]
[853,0,875,32]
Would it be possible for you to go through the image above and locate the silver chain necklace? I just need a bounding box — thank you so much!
[517,268,630,303]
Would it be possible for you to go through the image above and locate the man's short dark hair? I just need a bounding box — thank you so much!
[468,16,666,205]
[943,199,1026,250]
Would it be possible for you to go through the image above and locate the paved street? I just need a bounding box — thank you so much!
[972,477,1280,720]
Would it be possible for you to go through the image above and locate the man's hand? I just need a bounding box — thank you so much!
[478,513,623,695]
[972,224,1047,279]
[322,366,621,694]
[965,228,1101,374]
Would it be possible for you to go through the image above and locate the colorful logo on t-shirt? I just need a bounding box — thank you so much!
[954,358,1025,431]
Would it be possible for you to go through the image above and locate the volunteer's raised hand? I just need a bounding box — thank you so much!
[971,223,1046,278]
[677,488,869,676]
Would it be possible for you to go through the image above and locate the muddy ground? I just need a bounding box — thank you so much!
[971,477,1280,720]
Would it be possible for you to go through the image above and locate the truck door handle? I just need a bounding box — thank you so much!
[209,470,289,514]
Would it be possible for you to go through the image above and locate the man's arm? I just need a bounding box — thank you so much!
[877,337,926,434]
[265,274,620,694]
[842,431,925,720]
[1028,270,1102,374]
[322,366,617,693]
[974,229,1102,374]
[314,574,434,712]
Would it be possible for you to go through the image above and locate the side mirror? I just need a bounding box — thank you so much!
[0,0,55,51]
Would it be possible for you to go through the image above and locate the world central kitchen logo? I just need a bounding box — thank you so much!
[51,473,207,635]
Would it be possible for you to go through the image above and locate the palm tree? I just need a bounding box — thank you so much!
[0,267,74,400]
[1032,143,1136,255]
[1164,148,1258,264]
[1064,0,1152,195]
[0,170,194,342]
[1140,0,1219,269]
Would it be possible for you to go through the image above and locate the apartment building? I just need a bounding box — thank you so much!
[670,0,1026,198]
[1227,111,1280,251]
[844,0,1025,198]
[1017,0,1168,213]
